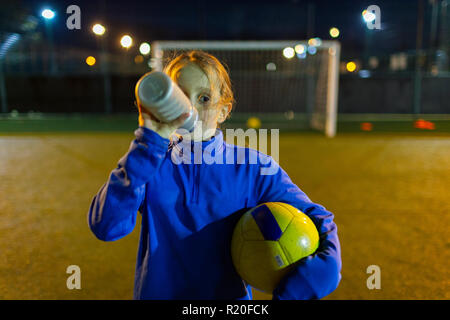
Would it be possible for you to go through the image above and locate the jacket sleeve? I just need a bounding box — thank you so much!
[88,126,170,241]
[254,156,342,300]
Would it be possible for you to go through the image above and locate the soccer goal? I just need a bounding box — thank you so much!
[150,40,340,137]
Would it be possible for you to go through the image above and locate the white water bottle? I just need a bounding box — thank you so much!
[135,71,198,132]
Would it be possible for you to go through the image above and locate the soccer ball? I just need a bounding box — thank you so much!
[231,202,320,293]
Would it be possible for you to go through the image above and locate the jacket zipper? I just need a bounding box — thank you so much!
[191,163,200,204]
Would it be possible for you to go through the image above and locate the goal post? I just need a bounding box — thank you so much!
[150,40,341,137]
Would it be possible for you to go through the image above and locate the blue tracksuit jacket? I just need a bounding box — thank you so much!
[88,126,341,300]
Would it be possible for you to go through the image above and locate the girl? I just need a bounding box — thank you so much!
[88,51,341,300]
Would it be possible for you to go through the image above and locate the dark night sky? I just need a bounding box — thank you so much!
[6,0,432,60]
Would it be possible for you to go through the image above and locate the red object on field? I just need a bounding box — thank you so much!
[414,119,435,130]
[360,122,373,131]
[426,121,435,130]
[414,119,426,129]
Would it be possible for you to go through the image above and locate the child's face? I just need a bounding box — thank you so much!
[175,63,230,140]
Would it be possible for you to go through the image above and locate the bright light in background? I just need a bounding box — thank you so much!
[283,47,295,59]
[139,42,151,55]
[86,56,96,66]
[92,24,106,36]
[346,61,357,72]
[120,35,133,48]
[308,37,321,47]
[329,27,340,38]
[296,52,307,59]
[266,62,276,71]
[41,9,55,20]
[359,70,371,78]
[362,10,376,22]
[307,46,317,55]
[294,44,305,54]
[246,117,261,129]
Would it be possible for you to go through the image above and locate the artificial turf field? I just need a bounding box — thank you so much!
[0,126,449,299]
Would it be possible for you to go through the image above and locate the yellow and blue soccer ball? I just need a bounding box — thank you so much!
[231,202,320,293]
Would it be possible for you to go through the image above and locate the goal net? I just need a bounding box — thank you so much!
[150,40,340,137]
